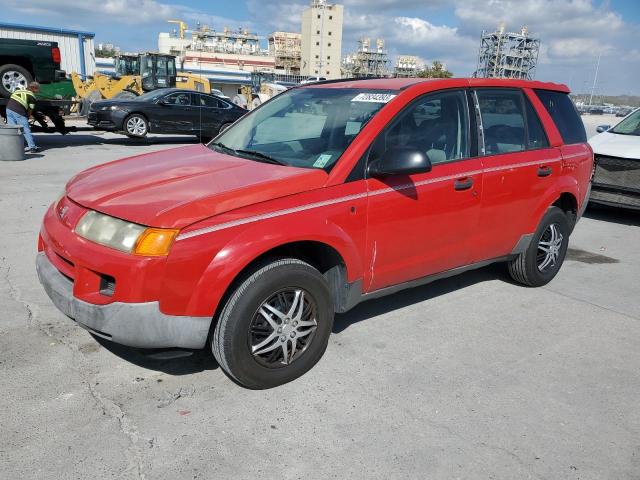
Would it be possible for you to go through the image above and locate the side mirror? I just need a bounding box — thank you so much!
[596,125,611,133]
[368,148,432,177]
[157,99,168,105]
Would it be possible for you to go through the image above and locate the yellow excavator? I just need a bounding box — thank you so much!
[72,53,210,114]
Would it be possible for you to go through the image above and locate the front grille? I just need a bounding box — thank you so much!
[593,155,640,191]
[53,252,75,280]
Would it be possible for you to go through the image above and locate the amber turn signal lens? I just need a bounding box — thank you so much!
[133,228,179,256]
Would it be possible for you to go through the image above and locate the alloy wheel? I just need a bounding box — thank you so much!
[537,223,563,272]
[249,288,318,367]
[126,116,147,136]
[2,71,28,93]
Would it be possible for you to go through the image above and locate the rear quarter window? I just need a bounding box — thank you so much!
[534,90,587,145]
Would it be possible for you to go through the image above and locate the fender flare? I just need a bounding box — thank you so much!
[526,176,579,233]
[184,219,365,317]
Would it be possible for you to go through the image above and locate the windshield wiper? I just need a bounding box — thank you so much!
[235,149,287,165]
[210,142,237,155]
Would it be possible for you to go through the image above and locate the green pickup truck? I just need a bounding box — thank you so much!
[0,38,68,98]
[0,38,77,133]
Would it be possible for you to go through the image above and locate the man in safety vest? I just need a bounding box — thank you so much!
[6,81,40,153]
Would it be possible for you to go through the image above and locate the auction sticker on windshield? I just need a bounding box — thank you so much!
[313,154,333,168]
[351,93,396,103]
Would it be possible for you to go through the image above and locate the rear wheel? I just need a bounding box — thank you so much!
[218,122,233,134]
[212,258,334,389]
[508,206,570,287]
[124,114,148,138]
[0,64,33,98]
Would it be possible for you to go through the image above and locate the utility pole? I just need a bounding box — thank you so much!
[318,0,325,77]
[589,53,601,106]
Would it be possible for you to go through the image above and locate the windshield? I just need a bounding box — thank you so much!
[611,108,640,135]
[211,87,397,170]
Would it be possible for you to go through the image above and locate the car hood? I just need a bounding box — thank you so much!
[589,131,640,159]
[66,144,328,228]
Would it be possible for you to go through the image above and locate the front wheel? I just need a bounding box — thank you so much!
[508,206,570,287]
[212,258,334,389]
[124,114,148,138]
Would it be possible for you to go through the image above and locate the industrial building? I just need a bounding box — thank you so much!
[342,38,389,78]
[0,22,95,78]
[394,55,421,78]
[301,0,344,79]
[474,24,540,80]
[268,32,302,75]
[158,23,277,97]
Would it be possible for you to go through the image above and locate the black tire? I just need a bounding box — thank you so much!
[0,64,33,98]
[218,122,233,134]
[123,113,148,138]
[508,206,570,287]
[212,258,334,389]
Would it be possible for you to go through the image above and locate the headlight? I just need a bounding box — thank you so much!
[75,211,178,256]
[99,105,121,111]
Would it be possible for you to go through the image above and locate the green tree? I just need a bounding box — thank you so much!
[418,61,453,79]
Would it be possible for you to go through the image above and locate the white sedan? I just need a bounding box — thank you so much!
[588,108,640,210]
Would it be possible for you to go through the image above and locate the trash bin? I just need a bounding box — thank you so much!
[0,125,25,161]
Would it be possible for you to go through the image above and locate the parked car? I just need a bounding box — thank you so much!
[589,107,640,209]
[210,88,230,100]
[616,108,632,117]
[300,76,327,85]
[88,88,246,141]
[37,78,593,389]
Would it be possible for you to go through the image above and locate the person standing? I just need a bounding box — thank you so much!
[6,81,40,153]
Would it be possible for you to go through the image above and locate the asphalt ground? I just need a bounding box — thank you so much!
[1,118,638,479]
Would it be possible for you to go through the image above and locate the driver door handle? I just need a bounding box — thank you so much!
[454,177,474,191]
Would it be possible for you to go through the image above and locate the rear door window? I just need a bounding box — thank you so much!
[476,89,526,155]
[534,89,587,144]
[524,96,549,149]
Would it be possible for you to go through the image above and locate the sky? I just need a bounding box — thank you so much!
[2,0,639,95]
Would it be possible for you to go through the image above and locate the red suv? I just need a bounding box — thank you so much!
[37,78,593,388]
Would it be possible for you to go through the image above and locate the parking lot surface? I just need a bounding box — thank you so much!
[1,124,639,479]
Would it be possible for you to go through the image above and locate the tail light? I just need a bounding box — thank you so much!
[52,47,61,64]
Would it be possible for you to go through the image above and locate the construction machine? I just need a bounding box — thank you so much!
[72,53,210,114]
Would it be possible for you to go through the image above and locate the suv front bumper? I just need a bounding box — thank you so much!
[36,252,211,349]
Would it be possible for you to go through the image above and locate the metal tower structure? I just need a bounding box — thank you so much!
[474,24,540,80]
[394,55,420,78]
[342,38,389,78]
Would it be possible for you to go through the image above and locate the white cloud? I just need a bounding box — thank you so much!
[15,0,178,24]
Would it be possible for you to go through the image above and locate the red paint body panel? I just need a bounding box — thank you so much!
[66,144,328,228]
[38,78,591,326]
[364,158,483,291]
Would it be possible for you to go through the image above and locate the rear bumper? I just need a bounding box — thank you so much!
[36,252,211,349]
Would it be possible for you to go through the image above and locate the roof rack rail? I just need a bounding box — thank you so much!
[302,77,388,86]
